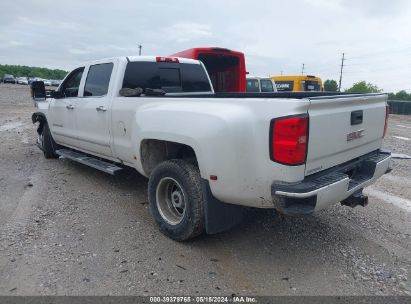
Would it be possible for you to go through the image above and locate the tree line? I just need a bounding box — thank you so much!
[2,64,409,100]
[324,79,411,101]
[0,64,68,80]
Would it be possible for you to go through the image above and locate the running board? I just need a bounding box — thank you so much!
[56,149,123,175]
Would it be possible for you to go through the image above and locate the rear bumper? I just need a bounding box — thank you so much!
[271,150,391,215]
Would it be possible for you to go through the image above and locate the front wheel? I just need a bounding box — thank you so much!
[148,159,205,241]
[39,122,60,159]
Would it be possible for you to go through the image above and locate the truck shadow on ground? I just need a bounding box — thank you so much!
[61,158,360,262]
[50,157,401,296]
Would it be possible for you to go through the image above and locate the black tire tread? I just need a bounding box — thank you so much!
[148,159,205,241]
[42,123,59,159]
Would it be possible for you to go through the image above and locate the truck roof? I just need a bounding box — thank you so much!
[86,56,202,65]
[271,75,322,81]
[247,76,273,80]
[128,56,201,64]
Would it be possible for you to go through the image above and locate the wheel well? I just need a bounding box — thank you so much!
[140,139,198,176]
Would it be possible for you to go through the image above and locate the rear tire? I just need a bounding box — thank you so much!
[40,122,60,159]
[148,159,205,241]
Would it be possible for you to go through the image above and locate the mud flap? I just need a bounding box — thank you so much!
[201,179,246,234]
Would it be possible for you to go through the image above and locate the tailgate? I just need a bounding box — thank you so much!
[305,94,387,176]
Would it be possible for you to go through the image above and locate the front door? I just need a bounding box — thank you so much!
[49,67,84,148]
[73,62,114,157]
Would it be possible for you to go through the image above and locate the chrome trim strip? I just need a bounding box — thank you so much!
[275,177,349,198]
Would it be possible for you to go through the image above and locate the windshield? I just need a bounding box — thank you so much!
[246,79,260,92]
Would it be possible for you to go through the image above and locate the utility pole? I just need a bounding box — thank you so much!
[280,70,283,76]
[301,64,305,75]
[138,44,142,56]
[338,52,345,92]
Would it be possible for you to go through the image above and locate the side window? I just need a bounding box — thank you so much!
[260,79,274,92]
[60,67,84,98]
[304,80,321,92]
[84,63,113,97]
[246,79,260,92]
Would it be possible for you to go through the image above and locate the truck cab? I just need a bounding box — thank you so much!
[246,76,277,93]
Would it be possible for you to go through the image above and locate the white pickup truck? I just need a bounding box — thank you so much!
[30,55,391,241]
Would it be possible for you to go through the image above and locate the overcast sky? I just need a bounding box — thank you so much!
[1,0,410,92]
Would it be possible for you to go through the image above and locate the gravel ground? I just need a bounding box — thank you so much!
[0,83,410,296]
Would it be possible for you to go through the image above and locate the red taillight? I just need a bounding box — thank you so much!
[383,104,389,137]
[270,115,308,165]
[156,56,179,63]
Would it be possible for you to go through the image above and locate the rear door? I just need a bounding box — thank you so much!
[305,94,387,176]
[74,61,115,157]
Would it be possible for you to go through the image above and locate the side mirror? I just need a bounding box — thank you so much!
[30,81,46,101]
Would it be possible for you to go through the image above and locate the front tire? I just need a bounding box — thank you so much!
[148,159,205,241]
[40,122,60,159]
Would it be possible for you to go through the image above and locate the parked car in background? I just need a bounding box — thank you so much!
[17,77,29,85]
[28,77,43,84]
[246,76,277,92]
[271,75,323,92]
[51,79,61,87]
[43,79,52,86]
[2,74,16,84]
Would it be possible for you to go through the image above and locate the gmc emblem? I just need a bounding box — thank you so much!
[347,129,365,141]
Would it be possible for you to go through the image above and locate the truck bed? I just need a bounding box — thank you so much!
[148,92,386,99]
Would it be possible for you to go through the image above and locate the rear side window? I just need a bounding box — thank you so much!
[122,62,211,93]
[260,79,274,92]
[84,63,113,97]
[246,79,260,92]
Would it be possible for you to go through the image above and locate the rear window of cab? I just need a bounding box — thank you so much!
[122,62,212,93]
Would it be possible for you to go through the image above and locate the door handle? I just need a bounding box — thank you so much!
[66,104,74,110]
[96,106,107,112]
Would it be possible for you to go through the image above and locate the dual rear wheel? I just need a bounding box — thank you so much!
[148,159,205,241]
